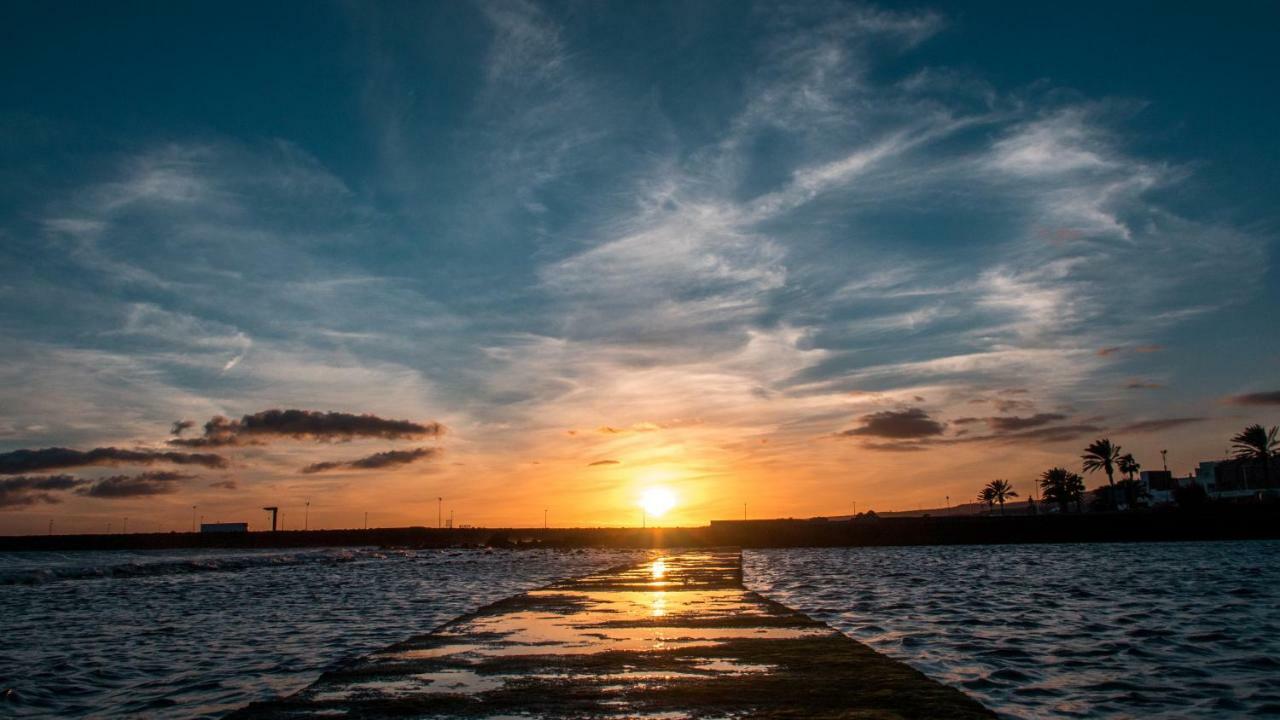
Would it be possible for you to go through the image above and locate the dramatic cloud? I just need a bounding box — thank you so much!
[77,471,190,498]
[1223,391,1280,406]
[588,459,619,466]
[170,409,445,447]
[840,408,946,439]
[1114,417,1207,434]
[0,475,84,508]
[300,447,440,474]
[209,480,237,489]
[170,420,195,435]
[0,447,227,475]
[985,413,1068,432]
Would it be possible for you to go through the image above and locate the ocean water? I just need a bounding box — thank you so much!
[4,542,1277,719]
[745,541,1280,719]
[0,546,643,718]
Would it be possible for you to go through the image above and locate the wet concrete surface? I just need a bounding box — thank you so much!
[229,550,994,719]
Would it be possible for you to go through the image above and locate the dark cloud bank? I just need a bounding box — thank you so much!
[0,447,226,475]
[1224,391,1280,406]
[301,447,439,474]
[0,475,82,508]
[170,409,444,447]
[840,408,946,439]
[843,405,1208,452]
[1,471,192,507]
[76,471,190,498]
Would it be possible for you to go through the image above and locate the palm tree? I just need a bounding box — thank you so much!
[1040,467,1086,513]
[1118,453,1140,482]
[977,486,996,512]
[982,479,1019,515]
[1082,438,1123,509]
[1231,424,1278,489]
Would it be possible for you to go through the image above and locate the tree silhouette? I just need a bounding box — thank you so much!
[1039,467,1085,513]
[977,486,996,512]
[1082,438,1123,509]
[1118,453,1140,482]
[982,479,1019,515]
[1230,424,1278,489]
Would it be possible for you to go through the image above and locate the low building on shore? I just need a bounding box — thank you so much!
[200,522,249,533]
[1183,457,1280,501]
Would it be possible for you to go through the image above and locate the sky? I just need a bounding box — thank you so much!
[1,1,1278,534]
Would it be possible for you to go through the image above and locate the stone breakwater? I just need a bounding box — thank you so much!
[230,550,993,719]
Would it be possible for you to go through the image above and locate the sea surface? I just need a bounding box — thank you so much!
[0,546,643,718]
[745,541,1280,719]
[3,542,1277,719]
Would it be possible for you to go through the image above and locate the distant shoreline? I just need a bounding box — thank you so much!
[3,505,1278,552]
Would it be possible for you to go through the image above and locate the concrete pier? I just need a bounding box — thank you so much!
[230,550,994,719]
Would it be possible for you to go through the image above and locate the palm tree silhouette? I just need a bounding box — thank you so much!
[1230,424,1278,489]
[982,479,1019,515]
[977,486,996,512]
[1082,438,1123,509]
[1118,453,1140,482]
[1040,467,1085,513]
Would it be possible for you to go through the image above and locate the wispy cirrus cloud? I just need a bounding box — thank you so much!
[1114,418,1207,434]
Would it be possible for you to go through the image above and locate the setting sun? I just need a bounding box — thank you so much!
[640,487,677,518]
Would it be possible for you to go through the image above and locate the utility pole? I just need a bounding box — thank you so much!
[305,499,310,531]
[743,502,747,520]
[1161,449,1168,472]
[192,505,197,533]
[449,510,454,529]
[544,508,548,529]
[946,496,950,511]
[437,497,442,528]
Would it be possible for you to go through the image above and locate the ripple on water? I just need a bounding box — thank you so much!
[0,547,647,719]
[745,541,1280,720]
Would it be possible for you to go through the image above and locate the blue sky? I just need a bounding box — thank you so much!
[1,1,1277,532]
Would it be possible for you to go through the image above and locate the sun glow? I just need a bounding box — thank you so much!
[640,487,677,518]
